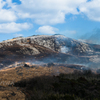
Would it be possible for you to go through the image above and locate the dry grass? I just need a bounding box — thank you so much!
[0,65,75,100]
[0,65,75,84]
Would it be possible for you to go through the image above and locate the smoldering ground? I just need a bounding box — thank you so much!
[1,51,100,73]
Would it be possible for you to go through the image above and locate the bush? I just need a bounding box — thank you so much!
[47,94,75,100]
[83,69,92,75]
[96,69,100,74]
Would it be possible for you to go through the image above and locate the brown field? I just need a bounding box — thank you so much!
[0,65,75,100]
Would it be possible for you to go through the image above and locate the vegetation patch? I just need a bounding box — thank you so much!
[13,70,100,100]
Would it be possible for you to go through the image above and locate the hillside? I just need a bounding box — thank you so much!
[0,64,99,100]
[0,34,100,69]
[0,35,100,99]
[0,34,93,55]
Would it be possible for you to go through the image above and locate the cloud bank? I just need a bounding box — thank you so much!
[0,0,100,34]
[36,26,59,34]
[0,22,32,33]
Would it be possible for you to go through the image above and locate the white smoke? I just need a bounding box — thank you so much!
[60,46,69,53]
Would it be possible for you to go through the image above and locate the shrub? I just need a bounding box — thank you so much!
[96,69,100,74]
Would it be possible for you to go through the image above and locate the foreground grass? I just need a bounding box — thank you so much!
[0,66,100,100]
[0,65,74,100]
[13,70,100,100]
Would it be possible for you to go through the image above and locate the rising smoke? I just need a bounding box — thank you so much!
[60,46,70,53]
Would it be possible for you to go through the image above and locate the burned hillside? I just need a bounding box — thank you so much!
[0,34,100,70]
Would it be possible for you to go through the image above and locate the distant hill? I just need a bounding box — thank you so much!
[80,28,100,44]
[0,34,100,68]
[0,34,94,55]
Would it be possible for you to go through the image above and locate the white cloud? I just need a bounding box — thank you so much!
[65,30,77,34]
[69,30,76,34]
[14,33,23,37]
[79,0,100,21]
[0,0,6,9]
[0,0,100,35]
[0,22,32,33]
[36,26,59,34]
[0,9,17,22]
[0,0,17,22]
[12,0,87,25]
[1,0,100,25]
[13,0,100,23]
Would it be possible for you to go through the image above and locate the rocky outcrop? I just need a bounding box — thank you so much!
[16,43,40,55]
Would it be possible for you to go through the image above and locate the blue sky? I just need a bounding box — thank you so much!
[0,0,100,43]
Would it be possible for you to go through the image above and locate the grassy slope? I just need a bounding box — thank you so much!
[0,65,75,100]
[0,65,100,100]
